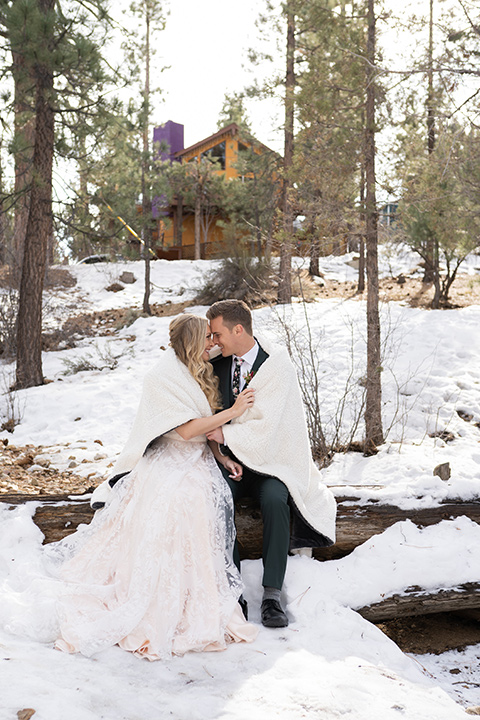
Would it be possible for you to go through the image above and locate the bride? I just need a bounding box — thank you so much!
[1,314,258,660]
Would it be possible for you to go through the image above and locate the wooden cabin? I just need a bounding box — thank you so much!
[153,121,276,260]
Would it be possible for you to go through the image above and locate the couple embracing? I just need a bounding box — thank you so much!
[2,300,336,660]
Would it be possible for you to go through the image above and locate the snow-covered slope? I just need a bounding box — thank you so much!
[0,253,479,718]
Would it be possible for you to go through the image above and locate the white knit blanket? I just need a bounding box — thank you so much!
[90,347,212,507]
[111,347,212,477]
[91,339,337,547]
[221,335,337,544]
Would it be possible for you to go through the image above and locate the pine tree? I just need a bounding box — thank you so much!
[1,0,113,387]
[125,0,166,312]
[364,0,383,448]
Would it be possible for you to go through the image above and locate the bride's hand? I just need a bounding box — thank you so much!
[223,457,243,481]
[232,387,255,417]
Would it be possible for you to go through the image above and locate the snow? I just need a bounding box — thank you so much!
[0,503,472,720]
[0,248,479,718]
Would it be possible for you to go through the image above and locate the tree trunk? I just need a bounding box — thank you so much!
[423,0,436,285]
[253,175,262,257]
[16,5,55,389]
[142,193,152,315]
[309,231,320,276]
[277,4,295,304]
[12,50,35,277]
[194,190,202,260]
[142,10,152,316]
[357,152,366,292]
[357,583,480,622]
[358,235,365,292]
[364,0,383,447]
[431,233,441,308]
[0,135,4,259]
[176,194,183,246]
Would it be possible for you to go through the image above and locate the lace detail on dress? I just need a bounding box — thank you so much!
[1,436,256,659]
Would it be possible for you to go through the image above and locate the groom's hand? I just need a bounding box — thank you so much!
[206,427,225,444]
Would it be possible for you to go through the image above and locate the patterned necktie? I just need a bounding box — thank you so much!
[232,357,244,398]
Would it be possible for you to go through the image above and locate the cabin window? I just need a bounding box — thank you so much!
[202,141,226,170]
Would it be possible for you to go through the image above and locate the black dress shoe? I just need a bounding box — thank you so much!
[239,596,248,621]
[261,599,288,628]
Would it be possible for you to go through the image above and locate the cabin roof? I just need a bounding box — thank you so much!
[174,122,275,159]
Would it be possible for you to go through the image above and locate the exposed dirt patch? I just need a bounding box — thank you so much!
[42,300,193,351]
[377,612,480,654]
[0,266,76,290]
[313,273,480,309]
[0,441,96,495]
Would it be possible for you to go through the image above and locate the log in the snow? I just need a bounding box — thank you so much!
[3,493,480,620]
[1,493,479,561]
[357,582,480,622]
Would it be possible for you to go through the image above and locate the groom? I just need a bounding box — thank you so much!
[206,300,292,628]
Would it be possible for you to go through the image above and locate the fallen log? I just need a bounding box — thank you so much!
[313,499,480,561]
[2,492,480,621]
[1,493,480,561]
[357,582,480,622]
[0,493,94,543]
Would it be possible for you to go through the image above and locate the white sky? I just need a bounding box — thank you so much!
[111,0,285,153]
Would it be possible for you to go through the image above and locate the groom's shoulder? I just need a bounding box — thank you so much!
[210,354,231,369]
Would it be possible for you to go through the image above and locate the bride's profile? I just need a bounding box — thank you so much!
[1,314,258,660]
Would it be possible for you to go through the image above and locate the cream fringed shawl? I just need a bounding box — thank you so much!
[219,335,337,547]
[90,347,212,507]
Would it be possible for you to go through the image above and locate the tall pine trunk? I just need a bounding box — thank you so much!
[424,0,437,287]
[142,9,152,315]
[16,0,55,388]
[12,50,35,278]
[277,4,295,304]
[357,134,366,293]
[194,189,202,260]
[364,0,383,448]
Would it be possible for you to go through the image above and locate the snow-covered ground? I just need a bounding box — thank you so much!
[0,251,479,718]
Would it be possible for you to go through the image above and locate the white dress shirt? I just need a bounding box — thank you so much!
[231,341,259,393]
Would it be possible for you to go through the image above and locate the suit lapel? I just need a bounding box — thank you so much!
[251,342,269,375]
[212,341,269,410]
[212,355,233,409]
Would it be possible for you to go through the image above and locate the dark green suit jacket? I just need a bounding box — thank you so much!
[211,342,269,411]
[210,342,333,550]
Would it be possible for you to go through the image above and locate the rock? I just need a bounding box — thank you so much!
[428,430,455,443]
[94,439,103,446]
[119,271,136,284]
[15,454,34,467]
[466,708,480,716]
[346,256,360,269]
[106,282,124,293]
[17,710,36,720]
[34,455,51,468]
[396,274,406,285]
[433,462,451,481]
[68,460,78,468]
[457,409,473,422]
[94,452,107,461]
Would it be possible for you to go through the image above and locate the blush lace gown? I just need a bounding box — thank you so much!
[1,432,257,660]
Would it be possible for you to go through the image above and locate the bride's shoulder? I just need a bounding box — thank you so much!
[144,348,184,381]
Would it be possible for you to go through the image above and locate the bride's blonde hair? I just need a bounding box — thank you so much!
[169,314,221,411]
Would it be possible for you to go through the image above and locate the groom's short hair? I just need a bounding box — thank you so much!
[207,300,253,335]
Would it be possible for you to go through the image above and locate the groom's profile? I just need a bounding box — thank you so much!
[206,299,336,629]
